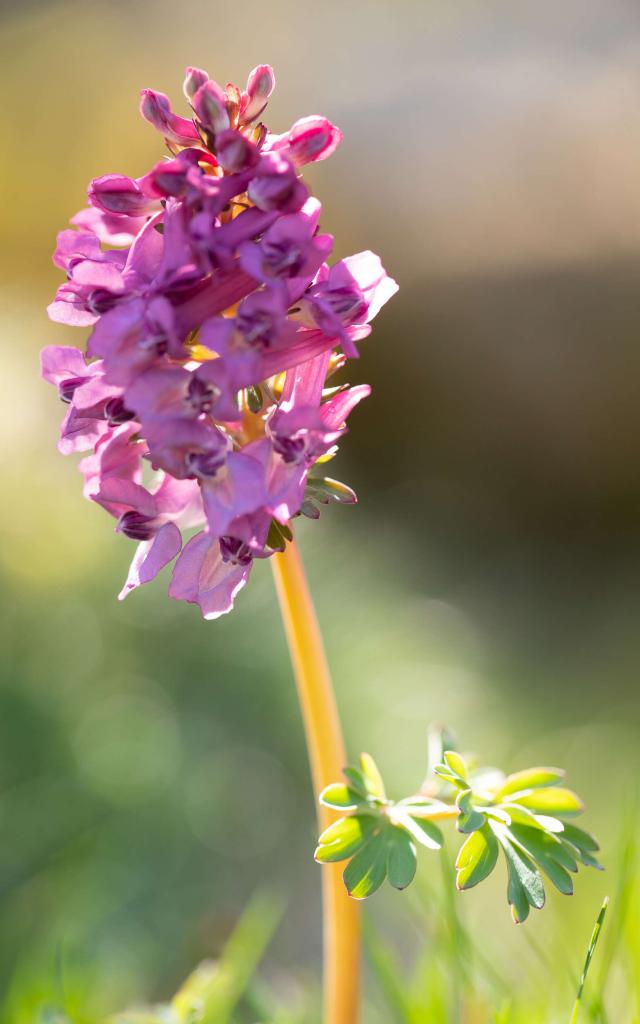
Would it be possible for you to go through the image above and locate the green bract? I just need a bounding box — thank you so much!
[315,730,602,922]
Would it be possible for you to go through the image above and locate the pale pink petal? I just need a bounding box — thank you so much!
[119,522,182,600]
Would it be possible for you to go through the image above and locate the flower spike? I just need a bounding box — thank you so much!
[43,64,397,618]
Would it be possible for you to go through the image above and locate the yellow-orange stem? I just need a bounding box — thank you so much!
[271,538,360,1024]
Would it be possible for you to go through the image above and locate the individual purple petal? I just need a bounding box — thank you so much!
[71,206,148,246]
[58,405,111,455]
[336,251,399,322]
[99,478,159,520]
[121,212,165,291]
[118,522,183,600]
[201,449,266,537]
[47,285,100,326]
[248,153,308,213]
[89,175,162,217]
[124,363,193,423]
[52,229,103,271]
[41,345,91,386]
[144,417,228,480]
[80,423,144,510]
[169,530,250,619]
[215,129,259,173]
[320,383,371,430]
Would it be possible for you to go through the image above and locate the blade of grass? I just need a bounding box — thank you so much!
[569,898,609,1024]
[594,800,638,1011]
[172,888,284,1024]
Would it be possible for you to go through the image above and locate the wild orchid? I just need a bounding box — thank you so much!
[43,64,601,1024]
[43,63,396,620]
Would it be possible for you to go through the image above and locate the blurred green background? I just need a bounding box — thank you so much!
[1,0,639,1020]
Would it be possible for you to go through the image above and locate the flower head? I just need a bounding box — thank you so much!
[43,64,398,618]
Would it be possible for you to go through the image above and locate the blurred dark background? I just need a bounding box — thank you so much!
[0,0,638,1019]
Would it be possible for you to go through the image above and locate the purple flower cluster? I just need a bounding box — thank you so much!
[43,65,397,618]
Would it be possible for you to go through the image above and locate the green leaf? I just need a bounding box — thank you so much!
[319,783,365,810]
[386,826,418,890]
[494,767,565,800]
[359,752,387,801]
[343,766,368,798]
[266,519,288,552]
[496,831,545,923]
[343,835,388,899]
[306,476,357,505]
[561,823,603,870]
[456,789,487,834]
[245,385,263,413]
[508,824,576,895]
[315,815,378,863]
[455,825,499,890]
[515,787,584,817]
[392,809,444,850]
[561,823,600,853]
[444,750,469,781]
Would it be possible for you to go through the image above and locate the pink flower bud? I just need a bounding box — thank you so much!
[140,89,200,147]
[215,129,259,173]
[288,116,343,166]
[88,174,161,216]
[240,64,275,124]
[192,80,230,136]
[183,66,209,101]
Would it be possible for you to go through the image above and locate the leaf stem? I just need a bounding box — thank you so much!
[271,536,360,1024]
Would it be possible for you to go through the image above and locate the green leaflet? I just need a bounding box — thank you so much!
[507,824,576,895]
[494,767,565,800]
[497,831,545,924]
[456,789,487,834]
[319,783,365,810]
[315,814,378,863]
[455,826,499,890]
[561,823,603,870]
[343,835,388,899]
[386,826,418,890]
[514,787,584,816]
[359,752,387,801]
[343,766,368,798]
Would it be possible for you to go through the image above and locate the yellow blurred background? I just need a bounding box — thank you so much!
[0,0,638,1020]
